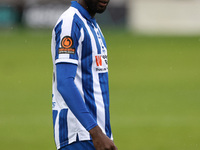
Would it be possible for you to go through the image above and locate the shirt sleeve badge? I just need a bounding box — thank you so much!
[59,36,75,54]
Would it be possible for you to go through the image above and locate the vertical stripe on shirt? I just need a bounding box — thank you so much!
[99,73,112,138]
[59,109,69,146]
[81,29,97,120]
[55,20,63,60]
[52,110,58,138]
[97,25,107,48]
[70,15,81,60]
[88,22,101,54]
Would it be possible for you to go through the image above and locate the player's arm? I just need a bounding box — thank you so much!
[57,63,118,150]
[56,63,97,131]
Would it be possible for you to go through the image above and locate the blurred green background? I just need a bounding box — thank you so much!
[0,28,200,150]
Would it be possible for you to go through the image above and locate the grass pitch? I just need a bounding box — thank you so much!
[0,28,200,150]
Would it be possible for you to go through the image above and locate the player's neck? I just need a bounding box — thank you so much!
[77,0,96,18]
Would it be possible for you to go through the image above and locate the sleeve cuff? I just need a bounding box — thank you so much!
[55,58,78,65]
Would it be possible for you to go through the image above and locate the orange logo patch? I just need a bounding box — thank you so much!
[59,36,75,54]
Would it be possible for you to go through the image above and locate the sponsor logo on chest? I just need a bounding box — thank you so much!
[95,54,108,73]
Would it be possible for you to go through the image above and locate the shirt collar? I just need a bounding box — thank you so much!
[71,1,97,26]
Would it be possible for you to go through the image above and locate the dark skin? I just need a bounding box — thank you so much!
[78,0,110,18]
[77,0,118,150]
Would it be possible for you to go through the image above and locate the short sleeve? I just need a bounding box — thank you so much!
[53,15,82,65]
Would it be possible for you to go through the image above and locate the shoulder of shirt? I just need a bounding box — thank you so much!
[54,6,81,27]
[53,6,86,31]
[58,6,76,21]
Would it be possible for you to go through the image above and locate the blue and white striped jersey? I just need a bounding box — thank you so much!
[51,1,113,149]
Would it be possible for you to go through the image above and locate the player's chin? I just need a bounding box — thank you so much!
[96,7,107,14]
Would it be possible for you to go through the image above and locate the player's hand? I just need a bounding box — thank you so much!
[89,126,118,150]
